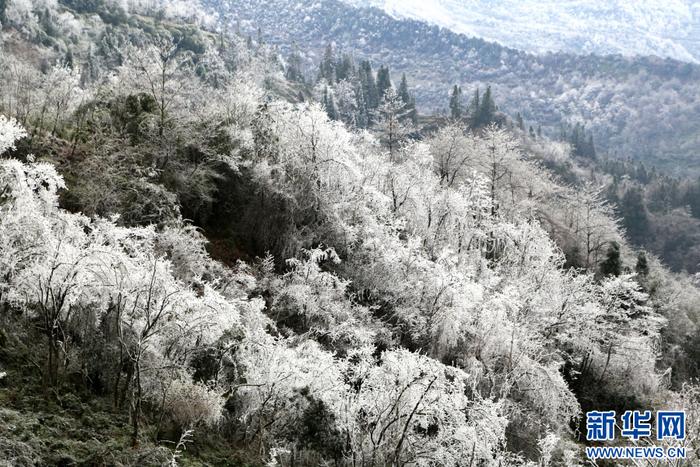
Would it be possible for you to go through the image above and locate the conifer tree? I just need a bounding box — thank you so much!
[398,73,411,105]
[408,94,418,124]
[376,65,392,101]
[319,43,335,83]
[635,252,649,277]
[469,88,480,120]
[81,44,99,85]
[322,86,338,120]
[470,86,495,128]
[620,187,650,245]
[569,123,596,159]
[600,242,622,277]
[449,85,462,120]
[398,74,417,124]
[336,54,357,80]
[353,80,369,128]
[587,134,597,159]
[335,53,354,82]
[285,43,304,83]
[378,88,412,159]
[479,85,496,126]
[359,60,379,110]
[252,103,279,162]
[687,177,700,219]
[65,49,74,69]
[516,112,524,131]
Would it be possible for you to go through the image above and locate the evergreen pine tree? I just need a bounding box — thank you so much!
[479,85,496,126]
[516,112,524,131]
[398,74,411,104]
[620,187,650,245]
[569,124,596,159]
[354,81,369,128]
[606,181,620,214]
[326,94,338,121]
[408,95,418,124]
[335,53,354,82]
[252,103,279,162]
[449,85,462,120]
[65,48,74,69]
[600,242,622,277]
[559,123,567,141]
[81,44,98,86]
[378,88,412,160]
[471,86,495,128]
[635,252,650,277]
[397,74,417,124]
[377,65,392,101]
[319,43,335,83]
[687,177,700,219]
[469,88,480,120]
[285,43,304,83]
[359,60,379,110]
[570,123,582,155]
[322,86,329,111]
[587,134,597,159]
[321,86,338,120]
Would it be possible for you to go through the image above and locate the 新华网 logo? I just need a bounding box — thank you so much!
[585,410,687,461]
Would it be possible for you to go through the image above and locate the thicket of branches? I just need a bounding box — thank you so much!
[1,1,700,466]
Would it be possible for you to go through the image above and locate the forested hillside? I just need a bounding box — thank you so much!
[344,0,700,63]
[1,1,700,466]
[230,0,700,275]
[219,0,700,176]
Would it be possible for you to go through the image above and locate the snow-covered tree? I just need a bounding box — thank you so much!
[0,115,26,154]
[377,88,413,160]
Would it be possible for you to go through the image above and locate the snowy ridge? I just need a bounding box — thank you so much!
[344,0,700,63]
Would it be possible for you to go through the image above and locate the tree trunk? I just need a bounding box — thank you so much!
[131,356,142,447]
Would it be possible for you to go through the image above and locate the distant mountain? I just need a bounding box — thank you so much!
[216,0,700,174]
[344,0,700,63]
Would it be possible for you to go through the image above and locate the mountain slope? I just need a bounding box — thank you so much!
[2,1,700,465]
[344,0,700,63]
[220,0,700,175]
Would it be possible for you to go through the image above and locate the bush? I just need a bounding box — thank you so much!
[161,377,224,429]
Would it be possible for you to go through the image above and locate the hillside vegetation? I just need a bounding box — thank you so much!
[1,1,700,466]
[221,0,700,176]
